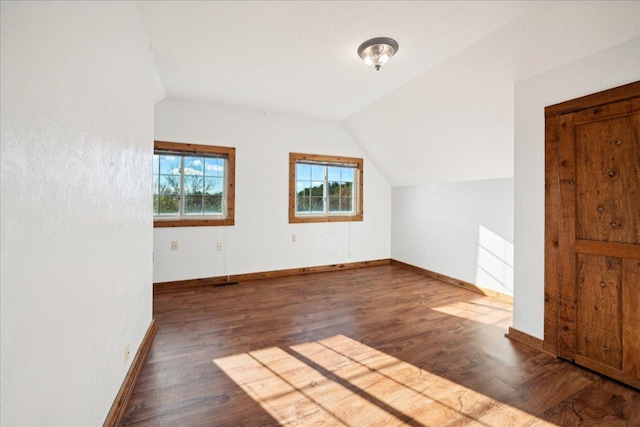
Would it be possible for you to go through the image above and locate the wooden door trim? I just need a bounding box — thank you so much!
[543,80,640,355]
[544,114,561,354]
[555,112,578,360]
[545,81,640,118]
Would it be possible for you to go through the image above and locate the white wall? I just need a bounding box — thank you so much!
[153,99,391,283]
[0,2,154,425]
[342,39,515,186]
[392,179,514,296]
[514,37,640,339]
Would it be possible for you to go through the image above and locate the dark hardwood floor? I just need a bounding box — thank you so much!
[122,265,640,426]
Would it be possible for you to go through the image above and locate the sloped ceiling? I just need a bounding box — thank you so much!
[137,1,537,120]
[342,2,640,186]
[138,1,640,186]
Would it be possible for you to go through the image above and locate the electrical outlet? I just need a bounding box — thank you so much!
[171,241,178,251]
[217,242,224,251]
[125,343,131,365]
[291,234,296,243]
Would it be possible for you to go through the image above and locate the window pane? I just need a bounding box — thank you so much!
[153,178,161,215]
[153,155,160,174]
[310,181,324,197]
[328,197,341,212]
[159,155,179,174]
[342,197,353,212]
[327,181,341,196]
[341,182,353,197]
[157,195,180,215]
[327,196,353,213]
[184,175,204,195]
[310,197,324,212]
[205,177,223,195]
[327,166,342,182]
[152,176,159,195]
[296,181,311,196]
[204,195,222,214]
[205,158,224,178]
[311,165,325,181]
[296,196,309,212]
[341,167,354,182]
[159,175,180,195]
[184,195,203,214]
[184,156,204,176]
[296,164,311,181]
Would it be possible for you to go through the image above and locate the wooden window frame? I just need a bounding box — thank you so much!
[154,140,235,228]
[289,152,363,224]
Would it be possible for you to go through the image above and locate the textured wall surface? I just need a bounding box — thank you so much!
[0,2,154,425]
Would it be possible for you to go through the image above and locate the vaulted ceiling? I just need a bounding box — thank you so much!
[138,1,537,120]
[139,1,640,186]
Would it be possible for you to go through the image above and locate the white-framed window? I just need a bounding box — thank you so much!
[154,141,235,227]
[289,152,363,223]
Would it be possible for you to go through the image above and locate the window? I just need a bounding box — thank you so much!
[153,141,235,227]
[289,152,363,223]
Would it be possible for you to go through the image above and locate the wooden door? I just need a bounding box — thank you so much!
[545,82,640,389]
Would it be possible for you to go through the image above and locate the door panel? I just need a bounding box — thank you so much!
[575,114,640,244]
[575,253,622,370]
[555,92,640,389]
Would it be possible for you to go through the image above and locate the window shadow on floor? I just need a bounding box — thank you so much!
[124,265,640,426]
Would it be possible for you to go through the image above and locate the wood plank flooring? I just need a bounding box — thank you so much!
[122,265,640,426]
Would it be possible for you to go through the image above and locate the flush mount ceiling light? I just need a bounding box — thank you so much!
[357,37,399,71]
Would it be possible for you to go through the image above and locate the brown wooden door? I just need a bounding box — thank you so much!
[554,90,640,388]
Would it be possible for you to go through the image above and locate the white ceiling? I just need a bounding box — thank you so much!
[137,1,539,121]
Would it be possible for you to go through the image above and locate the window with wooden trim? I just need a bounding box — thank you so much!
[289,153,363,223]
[153,141,235,227]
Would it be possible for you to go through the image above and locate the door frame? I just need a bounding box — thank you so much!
[543,80,640,355]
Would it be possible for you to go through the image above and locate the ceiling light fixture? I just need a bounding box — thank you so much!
[357,37,399,71]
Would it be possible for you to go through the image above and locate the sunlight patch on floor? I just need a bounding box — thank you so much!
[214,335,556,426]
[430,300,512,327]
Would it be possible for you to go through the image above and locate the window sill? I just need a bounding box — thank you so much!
[154,218,234,227]
[289,214,363,224]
